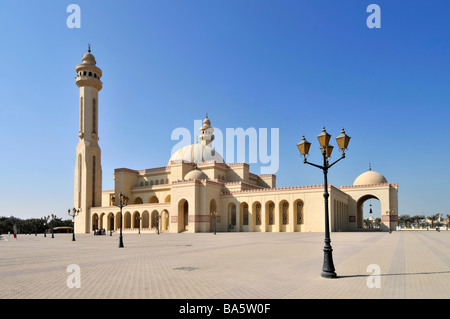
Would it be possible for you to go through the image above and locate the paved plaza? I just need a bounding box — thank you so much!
[0,230,449,299]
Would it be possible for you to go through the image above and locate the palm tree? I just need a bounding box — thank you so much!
[398,215,410,229]
[429,213,439,228]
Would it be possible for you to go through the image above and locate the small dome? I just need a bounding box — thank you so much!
[168,143,224,166]
[184,169,209,180]
[82,52,96,65]
[353,170,388,186]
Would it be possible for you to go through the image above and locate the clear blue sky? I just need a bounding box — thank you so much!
[0,0,449,220]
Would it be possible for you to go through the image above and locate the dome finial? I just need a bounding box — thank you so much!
[88,43,91,53]
[369,162,371,171]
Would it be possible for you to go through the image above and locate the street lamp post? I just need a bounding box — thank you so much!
[138,216,142,234]
[156,213,161,235]
[68,208,81,241]
[111,193,128,248]
[297,127,350,279]
[49,214,56,238]
[41,216,48,237]
[210,211,217,235]
[42,215,57,238]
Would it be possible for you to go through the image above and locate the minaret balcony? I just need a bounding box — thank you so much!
[75,75,103,90]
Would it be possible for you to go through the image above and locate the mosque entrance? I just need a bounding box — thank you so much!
[228,203,237,232]
[184,210,188,231]
[356,195,381,231]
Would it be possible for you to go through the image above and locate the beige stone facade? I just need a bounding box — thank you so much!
[73,50,399,234]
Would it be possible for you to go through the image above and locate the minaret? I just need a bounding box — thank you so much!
[199,113,214,147]
[73,46,103,233]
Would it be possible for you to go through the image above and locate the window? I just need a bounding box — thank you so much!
[78,154,82,207]
[243,204,249,226]
[92,98,97,134]
[230,204,236,226]
[282,202,289,225]
[92,156,96,206]
[296,201,304,225]
[80,97,84,133]
[268,203,275,225]
[255,203,261,225]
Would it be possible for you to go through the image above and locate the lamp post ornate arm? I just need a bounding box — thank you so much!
[68,208,81,241]
[297,127,350,279]
[111,193,129,248]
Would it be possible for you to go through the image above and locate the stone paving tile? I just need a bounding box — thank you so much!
[0,231,449,299]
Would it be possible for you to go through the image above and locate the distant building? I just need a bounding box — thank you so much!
[72,49,399,234]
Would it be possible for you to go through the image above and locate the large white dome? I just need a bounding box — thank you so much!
[353,170,388,186]
[168,143,224,166]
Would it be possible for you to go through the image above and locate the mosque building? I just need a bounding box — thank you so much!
[72,49,399,234]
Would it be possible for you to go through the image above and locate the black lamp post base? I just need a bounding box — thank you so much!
[321,271,337,278]
[321,248,337,278]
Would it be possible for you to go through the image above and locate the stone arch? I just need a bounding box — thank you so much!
[343,184,398,232]
[142,211,150,228]
[279,200,289,232]
[165,194,171,203]
[99,212,105,229]
[265,200,275,232]
[253,201,262,232]
[133,211,141,229]
[240,202,249,232]
[161,209,169,231]
[149,196,159,203]
[92,213,99,231]
[356,194,381,231]
[151,210,159,229]
[227,202,237,232]
[134,197,143,204]
[115,212,121,230]
[210,199,217,233]
[293,199,304,232]
[124,211,131,228]
[107,212,115,231]
[177,199,189,233]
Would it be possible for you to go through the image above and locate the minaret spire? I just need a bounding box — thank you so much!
[199,114,214,146]
[73,48,103,234]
